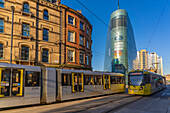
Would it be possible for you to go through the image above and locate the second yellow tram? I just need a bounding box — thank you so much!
[128,70,166,95]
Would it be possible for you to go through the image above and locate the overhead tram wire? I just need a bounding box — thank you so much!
[3,1,137,60]
[75,0,138,54]
[75,0,169,70]
[4,0,137,59]
[75,0,150,71]
[75,0,138,70]
[146,0,169,50]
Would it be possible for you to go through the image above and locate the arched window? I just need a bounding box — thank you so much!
[42,49,49,63]
[23,3,30,13]
[0,0,4,8]
[0,43,3,59]
[43,10,49,20]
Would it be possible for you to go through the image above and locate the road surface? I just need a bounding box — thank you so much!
[1,85,169,113]
[110,85,170,113]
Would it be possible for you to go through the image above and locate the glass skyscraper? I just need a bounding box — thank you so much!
[104,9,137,84]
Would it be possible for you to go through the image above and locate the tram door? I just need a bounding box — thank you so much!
[72,73,84,92]
[103,75,111,89]
[12,69,23,96]
[0,68,23,97]
[0,69,10,97]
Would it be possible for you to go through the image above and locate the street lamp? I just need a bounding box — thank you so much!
[10,5,15,64]
[9,5,15,97]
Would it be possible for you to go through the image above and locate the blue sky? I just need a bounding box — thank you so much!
[61,0,170,75]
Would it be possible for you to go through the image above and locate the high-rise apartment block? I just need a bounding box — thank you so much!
[133,51,139,70]
[157,56,163,75]
[139,50,149,70]
[133,50,163,75]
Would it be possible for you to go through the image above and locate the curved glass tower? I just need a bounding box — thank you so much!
[104,9,137,83]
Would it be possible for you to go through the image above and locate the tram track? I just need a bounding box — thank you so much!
[107,86,170,113]
[70,95,143,113]
[0,93,143,113]
[105,96,143,113]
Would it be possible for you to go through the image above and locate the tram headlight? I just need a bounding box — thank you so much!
[139,87,143,90]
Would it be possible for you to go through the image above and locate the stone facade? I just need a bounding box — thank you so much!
[0,0,92,70]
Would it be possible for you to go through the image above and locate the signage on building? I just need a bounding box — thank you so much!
[114,50,123,56]
[114,42,124,50]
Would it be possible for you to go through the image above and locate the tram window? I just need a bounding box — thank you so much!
[110,76,117,84]
[94,75,102,85]
[163,78,166,85]
[25,71,40,87]
[158,78,163,85]
[163,78,165,85]
[1,70,10,82]
[122,77,125,84]
[143,74,150,84]
[117,77,122,84]
[62,74,71,86]
[85,75,94,85]
[12,70,20,83]
[111,76,117,84]
[1,70,10,96]
[111,76,124,84]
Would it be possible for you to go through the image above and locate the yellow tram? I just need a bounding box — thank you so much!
[128,70,166,95]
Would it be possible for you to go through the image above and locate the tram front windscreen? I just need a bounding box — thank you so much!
[128,72,143,86]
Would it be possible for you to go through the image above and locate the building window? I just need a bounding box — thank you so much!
[86,56,89,65]
[79,52,84,64]
[68,31,74,42]
[22,23,30,37]
[87,40,89,49]
[43,29,49,41]
[67,49,74,62]
[80,21,84,30]
[0,19,4,33]
[43,10,49,20]
[87,27,89,35]
[79,35,84,46]
[23,3,30,13]
[0,0,4,8]
[0,44,3,59]
[68,15,74,25]
[111,15,127,29]
[21,46,29,60]
[42,49,49,63]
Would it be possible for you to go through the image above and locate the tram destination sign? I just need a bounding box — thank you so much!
[129,72,143,75]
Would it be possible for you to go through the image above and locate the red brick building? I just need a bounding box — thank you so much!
[60,4,92,70]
